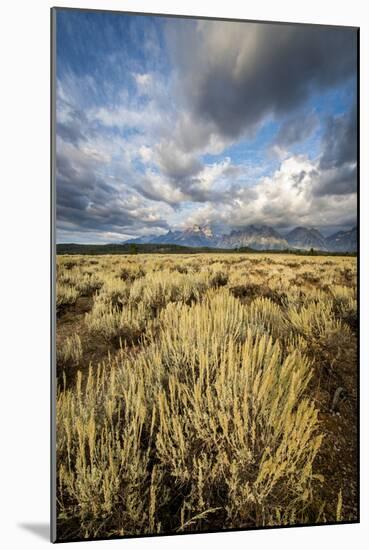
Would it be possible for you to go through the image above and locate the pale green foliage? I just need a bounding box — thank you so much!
[57,334,83,366]
[85,301,150,343]
[56,283,79,307]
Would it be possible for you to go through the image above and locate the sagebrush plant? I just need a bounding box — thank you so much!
[55,253,357,539]
[57,334,83,366]
[85,301,150,344]
[56,283,79,308]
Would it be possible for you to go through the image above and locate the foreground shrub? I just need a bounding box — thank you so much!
[330,285,357,330]
[57,334,83,366]
[74,273,102,296]
[56,284,79,310]
[129,270,209,311]
[95,276,130,309]
[57,290,323,537]
[85,301,149,345]
[57,366,161,538]
[55,253,357,538]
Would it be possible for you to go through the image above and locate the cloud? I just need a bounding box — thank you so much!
[168,112,232,156]
[314,163,357,197]
[319,105,357,169]
[166,20,357,149]
[56,121,85,145]
[312,104,357,196]
[133,72,153,94]
[139,145,153,163]
[155,141,203,180]
[55,13,357,242]
[135,171,187,205]
[55,62,180,242]
[56,136,171,242]
[181,158,242,202]
[185,154,357,230]
[135,157,249,206]
[274,111,319,147]
[56,89,92,146]
[89,103,162,131]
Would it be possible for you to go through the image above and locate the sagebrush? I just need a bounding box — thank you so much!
[55,253,357,539]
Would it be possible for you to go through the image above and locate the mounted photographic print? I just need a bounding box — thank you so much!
[51,7,359,543]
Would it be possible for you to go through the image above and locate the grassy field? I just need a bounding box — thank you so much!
[55,253,358,540]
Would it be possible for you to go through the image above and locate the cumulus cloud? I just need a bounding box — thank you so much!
[133,157,243,206]
[185,154,357,230]
[155,141,203,180]
[134,171,187,205]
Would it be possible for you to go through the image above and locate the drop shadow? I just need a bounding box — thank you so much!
[18,523,49,541]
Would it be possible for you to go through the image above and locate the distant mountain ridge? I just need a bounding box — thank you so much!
[217,225,289,250]
[285,227,328,251]
[125,224,357,252]
[326,226,357,252]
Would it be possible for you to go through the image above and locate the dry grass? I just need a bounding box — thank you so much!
[57,334,83,367]
[55,253,357,540]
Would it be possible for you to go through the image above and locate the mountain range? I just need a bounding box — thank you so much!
[125,224,357,252]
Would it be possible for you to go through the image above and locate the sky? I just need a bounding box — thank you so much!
[55,9,358,243]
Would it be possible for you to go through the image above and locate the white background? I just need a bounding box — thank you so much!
[0,0,367,548]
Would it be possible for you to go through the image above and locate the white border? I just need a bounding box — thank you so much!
[1,1,367,548]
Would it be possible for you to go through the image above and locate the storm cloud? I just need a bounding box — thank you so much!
[313,105,358,196]
[167,21,357,147]
[320,105,357,170]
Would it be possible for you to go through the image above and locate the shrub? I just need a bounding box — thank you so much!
[57,302,322,536]
[56,284,79,309]
[57,334,83,366]
[85,302,149,345]
[95,277,130,309]
[209,270,229,288]
[55,252,357,538]
[119,264,145,282]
